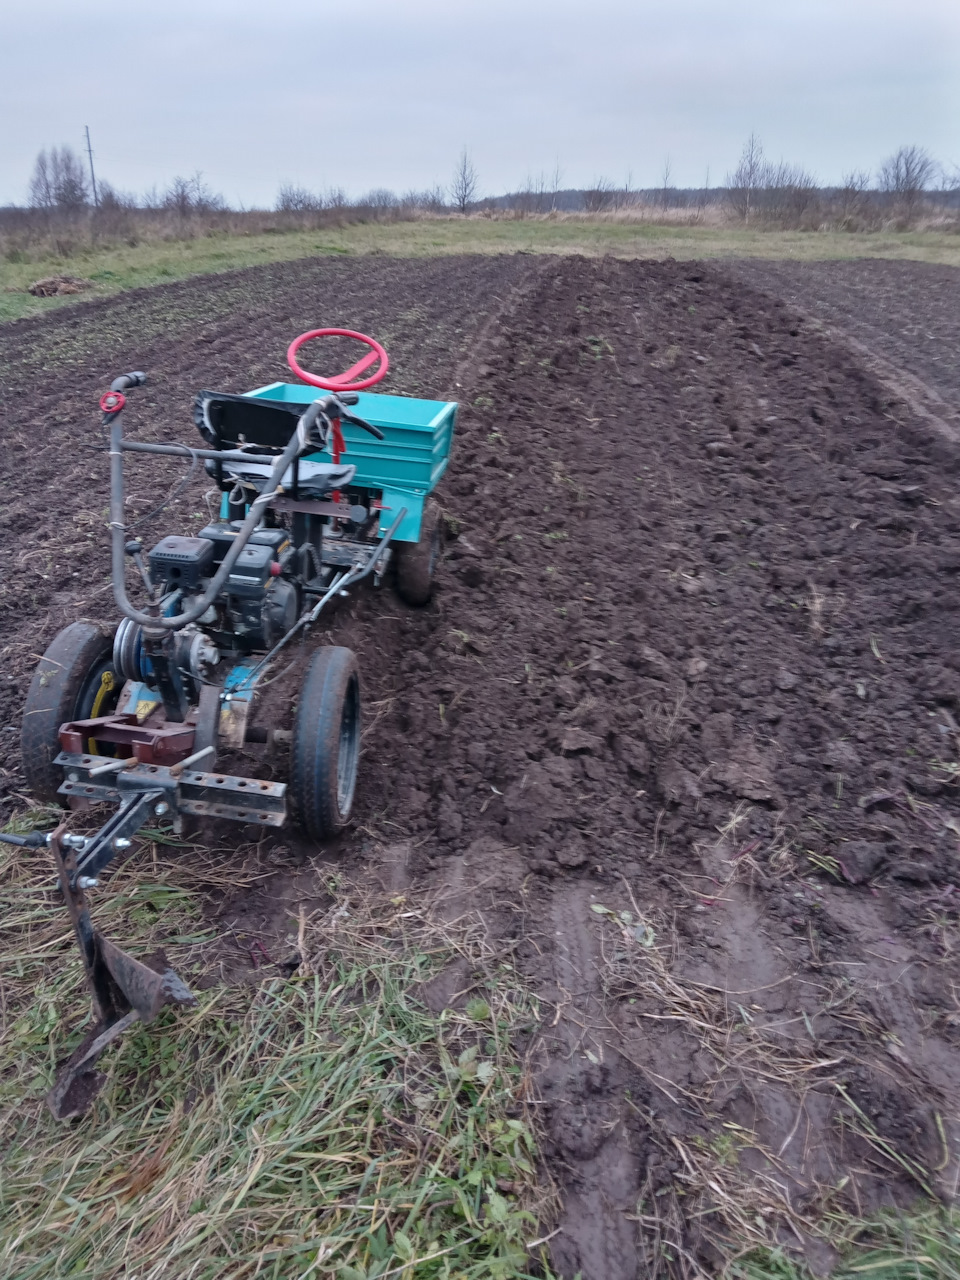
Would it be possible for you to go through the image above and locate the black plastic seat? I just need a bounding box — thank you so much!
[193,391,355,499]
[194,391,310,452]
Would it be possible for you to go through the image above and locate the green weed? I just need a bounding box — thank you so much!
[0,830,557,1279]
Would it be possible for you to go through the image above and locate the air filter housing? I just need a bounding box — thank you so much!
[148,536,215,590]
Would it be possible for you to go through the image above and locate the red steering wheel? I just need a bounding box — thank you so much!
[286,328,389,392]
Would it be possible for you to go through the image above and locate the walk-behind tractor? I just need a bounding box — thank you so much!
[6,329,457,1118]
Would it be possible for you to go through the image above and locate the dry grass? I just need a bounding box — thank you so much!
[589,841,952,1276]
[0,813,557,1279]
[3,213,960,323]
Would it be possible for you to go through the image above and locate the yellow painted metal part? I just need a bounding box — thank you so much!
[86,671,116,755]
[135,695,161,723]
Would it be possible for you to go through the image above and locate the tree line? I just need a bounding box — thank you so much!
[9,137,958,233]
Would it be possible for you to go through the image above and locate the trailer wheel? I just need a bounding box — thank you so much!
[395,499,441,606]
[21,622,120,804]
[291,647,361,840]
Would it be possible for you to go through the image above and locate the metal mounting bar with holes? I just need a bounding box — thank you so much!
[177,768,286,826]
[55,752,287,831]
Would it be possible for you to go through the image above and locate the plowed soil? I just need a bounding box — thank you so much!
[3,254,960,1278]
[727,258,960,417]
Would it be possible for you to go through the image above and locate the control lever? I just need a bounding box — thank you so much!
[339,406,385,440]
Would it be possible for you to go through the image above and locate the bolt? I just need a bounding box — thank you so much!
[68,771,80,782]
[61,834,87,849]
[77,876,99,890]
[114,837,132,850]
[154,802,169,816]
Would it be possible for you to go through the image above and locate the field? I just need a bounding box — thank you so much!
[3,215,960,323]
[2,252,960,1279]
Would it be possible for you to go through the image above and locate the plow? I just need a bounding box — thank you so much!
[5,328,456,1118]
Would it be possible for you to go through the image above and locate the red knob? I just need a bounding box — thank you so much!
[100,390,126,414]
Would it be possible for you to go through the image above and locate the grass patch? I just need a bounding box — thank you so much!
[2,216,959,323]
[729,1206,960,1278]
[0,819,556,1278]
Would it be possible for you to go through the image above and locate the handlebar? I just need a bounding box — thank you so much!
[102,377,384,633]
[111,371,147,392]
[312,393,385,441]
[342,409,384,441]
[108,397,343,633]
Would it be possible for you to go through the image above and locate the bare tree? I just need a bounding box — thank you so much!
[696,164,711,217]
[28,146,89,212]
[276,184,322,213]
[550,159,563,212]
[512,176,535,219]
[96,181,137,211]
[425,183,448,212]
[164,172,224,217]
[451,148,478,213]
[400,185,447,214]
[96,180,119,209]
[763,161,819,226]
[878,144,937,215]
[28,151,55,209]
[533,170,550,213]
[583,177,614,213]
[660,156,673,210]
[838,169,872,224]
[727,133,767,221]
[359,188,398,210]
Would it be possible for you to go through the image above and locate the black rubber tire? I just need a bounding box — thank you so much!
[291,646,361,841]
[21,621,118,804]
[395,498,441,606]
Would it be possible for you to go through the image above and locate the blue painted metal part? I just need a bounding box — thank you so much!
[219,659,261,748]
[244,382,457,544]
[117,680,161,722]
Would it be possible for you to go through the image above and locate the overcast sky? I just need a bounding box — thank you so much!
[2,0,957,206]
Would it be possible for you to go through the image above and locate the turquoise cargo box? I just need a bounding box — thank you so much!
[245,382,458,544]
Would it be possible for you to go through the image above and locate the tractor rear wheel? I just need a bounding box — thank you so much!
[21,621,119,804]
[395,498,441,606]
[290,646,361,841]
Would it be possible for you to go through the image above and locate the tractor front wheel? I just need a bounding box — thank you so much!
[290,647,361,841]
[21,621,119,804]
[394,499,441,606]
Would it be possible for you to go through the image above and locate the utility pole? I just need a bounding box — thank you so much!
[84,125,99,207]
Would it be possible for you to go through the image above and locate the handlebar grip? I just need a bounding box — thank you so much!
[338,392,360,406]
[345,412,384,440]
[110,371,148,392]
